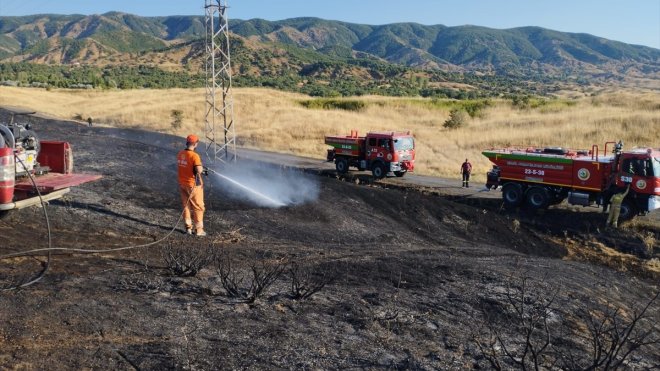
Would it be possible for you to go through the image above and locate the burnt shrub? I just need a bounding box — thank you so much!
[288,261,338,300]
[216,250,286,303]
[472,275,660,370]
[162,242,215,277]
[116,273,164,293]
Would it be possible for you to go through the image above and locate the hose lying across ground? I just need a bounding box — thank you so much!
[1,155,53,291]
[0,168,199,290]
[0,129,271,289]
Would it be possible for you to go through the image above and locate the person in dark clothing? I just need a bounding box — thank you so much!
[460,159,472,188]
[87,117,93,127]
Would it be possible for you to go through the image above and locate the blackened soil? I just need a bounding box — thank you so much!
[0,110,658,369]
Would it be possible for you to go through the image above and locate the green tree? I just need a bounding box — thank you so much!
[443,109,469,129]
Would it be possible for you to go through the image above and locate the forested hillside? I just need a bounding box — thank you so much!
[1,13,658,95]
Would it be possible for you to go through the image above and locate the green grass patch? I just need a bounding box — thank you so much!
[384,98,493,117]
[299,98,367,112]
[509,95,578,111]
[536,99,578,113]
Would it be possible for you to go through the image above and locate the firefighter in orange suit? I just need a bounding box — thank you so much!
[177,134,207,236]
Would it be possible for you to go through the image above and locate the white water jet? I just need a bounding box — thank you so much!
[207,162,320,208]
[211,171,286,208]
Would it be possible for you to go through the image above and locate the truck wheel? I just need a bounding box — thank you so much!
[525,187,550,210]
[618,199,637,221]
[394,170,406,177]
[335,158,349,174]
[372,163,386,179]
[502,183,523,208]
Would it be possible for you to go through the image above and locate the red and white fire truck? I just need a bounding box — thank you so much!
[483,141,660,220]
[325,130,415,179]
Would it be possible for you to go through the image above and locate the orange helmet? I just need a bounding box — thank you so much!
[186,134,199,144]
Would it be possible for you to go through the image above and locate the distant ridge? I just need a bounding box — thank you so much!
[0,13,658,90]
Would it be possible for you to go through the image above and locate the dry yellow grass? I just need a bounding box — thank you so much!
[560,236,660,277]
[1,87,658,180]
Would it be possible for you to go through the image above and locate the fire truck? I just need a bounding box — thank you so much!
[325,130,415,179]
[0,110,101,217]
[483,141,660,220]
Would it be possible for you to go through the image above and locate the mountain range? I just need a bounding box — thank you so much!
[0,12,658,89]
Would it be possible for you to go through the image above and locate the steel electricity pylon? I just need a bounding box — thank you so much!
[204,0,236,163]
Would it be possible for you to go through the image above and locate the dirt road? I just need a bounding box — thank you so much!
[0,108,658,369]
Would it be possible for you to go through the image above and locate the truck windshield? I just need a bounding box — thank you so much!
[394,137,414,151]
[653,157,660,176]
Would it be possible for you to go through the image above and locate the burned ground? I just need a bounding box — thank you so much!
[0,110,658,369]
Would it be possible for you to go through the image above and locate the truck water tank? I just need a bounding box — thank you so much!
[0,147,15,205]
[568,191,591,206]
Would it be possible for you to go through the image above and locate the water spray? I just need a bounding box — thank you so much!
[206,168,286,208]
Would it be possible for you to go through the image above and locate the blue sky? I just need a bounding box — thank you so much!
[0,0,658,48]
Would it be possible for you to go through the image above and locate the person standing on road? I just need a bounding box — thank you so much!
[460,158,472,188]
[177,134,207,236]
[606,184,630,229]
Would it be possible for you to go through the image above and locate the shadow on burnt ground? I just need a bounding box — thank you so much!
[50,199,175,232]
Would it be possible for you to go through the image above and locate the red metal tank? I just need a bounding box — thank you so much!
[0,147,15,205]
